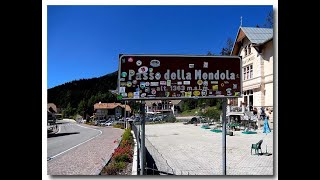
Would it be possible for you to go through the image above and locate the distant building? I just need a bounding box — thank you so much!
[47,103,57,124]
[47,103,57,114]
[145,100,182,116]
[230,27,273,120]
[93,102,131,120]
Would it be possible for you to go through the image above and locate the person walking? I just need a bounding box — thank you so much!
[259,107,265,120]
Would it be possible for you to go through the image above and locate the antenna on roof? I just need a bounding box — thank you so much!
[240,16,243,27]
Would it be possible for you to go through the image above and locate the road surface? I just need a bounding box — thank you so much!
[47,119,124,175]
[47,120,101,158]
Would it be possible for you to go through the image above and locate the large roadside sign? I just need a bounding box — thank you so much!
[117,54,242,100]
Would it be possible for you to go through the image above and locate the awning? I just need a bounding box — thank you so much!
[243,83,261,91]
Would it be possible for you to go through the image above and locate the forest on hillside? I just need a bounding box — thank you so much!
[48,71,119,117]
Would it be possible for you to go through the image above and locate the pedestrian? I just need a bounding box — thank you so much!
[253,108,257,116]
[260,107,265,120]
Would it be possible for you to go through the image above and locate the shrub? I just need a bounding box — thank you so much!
[122,129,133,140]
[163,115,176,123]
[114,154,130,162]
[120,139,133,147]
[101,126,134,175]
[114,161,126,170]
[202,106,221,121]
[113,145,132,157]
[103,161,126,175]
[113,124,124,129]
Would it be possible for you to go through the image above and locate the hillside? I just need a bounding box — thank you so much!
[48,71,119,117]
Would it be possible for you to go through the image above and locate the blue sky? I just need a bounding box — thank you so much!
[47,5,272,89]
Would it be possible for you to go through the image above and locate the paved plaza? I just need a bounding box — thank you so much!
[145,122,275,175]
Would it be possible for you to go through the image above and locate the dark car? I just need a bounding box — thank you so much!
[190,117,199,124]
[47,113,56,125]
[184,117,199,124]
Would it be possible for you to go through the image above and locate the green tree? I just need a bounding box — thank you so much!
[87,96,96,116]
[48,71,118,114]
[182,103,191,112]
[77,99,87,117]
[127,101,140,114]
[201,106,221,121]
[207,51,214,56]
[264,11,273,28]
[63,102,76,118]
[220,38,234,55]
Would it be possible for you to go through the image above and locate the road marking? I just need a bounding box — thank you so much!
[48,124,102,160]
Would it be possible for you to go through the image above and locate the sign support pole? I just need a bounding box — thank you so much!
[124,101,127,129]
[222,98,227,175]
[140,101,146,175]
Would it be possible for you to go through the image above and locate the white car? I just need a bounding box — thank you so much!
[103,121,113,126]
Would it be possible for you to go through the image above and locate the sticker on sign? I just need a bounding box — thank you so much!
[118,54,242,100]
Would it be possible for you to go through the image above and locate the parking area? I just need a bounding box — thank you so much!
[145,122,274,175]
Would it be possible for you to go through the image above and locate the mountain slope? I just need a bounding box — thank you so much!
[48,71,118,113]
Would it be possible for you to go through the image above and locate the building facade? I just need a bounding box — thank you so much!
[93,102,131,120]
[230,27,273,120]
[145,100,182,116]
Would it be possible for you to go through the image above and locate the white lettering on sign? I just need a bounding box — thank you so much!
[195,70,235,80]
[135,69,237,81]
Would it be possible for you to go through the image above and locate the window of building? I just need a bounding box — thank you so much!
[250,64,253,79]
[248,44,251,55]
[229,98,238,106]
[243,90,254,111]
[243,64,253,80]
[244,46,247,56]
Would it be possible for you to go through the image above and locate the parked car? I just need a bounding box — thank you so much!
[47,113,56,125]
[134,117,141,122]
[104,121,114,126]
[183,117,199,125]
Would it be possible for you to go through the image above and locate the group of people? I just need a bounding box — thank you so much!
[252,107,270,120]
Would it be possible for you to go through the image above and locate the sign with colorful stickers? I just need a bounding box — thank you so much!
[118,54,242,100]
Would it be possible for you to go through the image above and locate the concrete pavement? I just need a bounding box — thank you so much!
[145,122,274,175]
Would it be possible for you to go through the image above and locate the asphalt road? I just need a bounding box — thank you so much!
[47,120,101,159]
[47,120,124,175]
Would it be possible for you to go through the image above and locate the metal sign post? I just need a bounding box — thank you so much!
[222,98,227,175]
[140,101,146,175]
[117,54,242,176]
[124,101,127,129]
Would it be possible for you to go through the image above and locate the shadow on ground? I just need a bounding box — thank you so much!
[48,132,80,138]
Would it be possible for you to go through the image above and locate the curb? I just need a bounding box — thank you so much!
[131,130,138,175]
